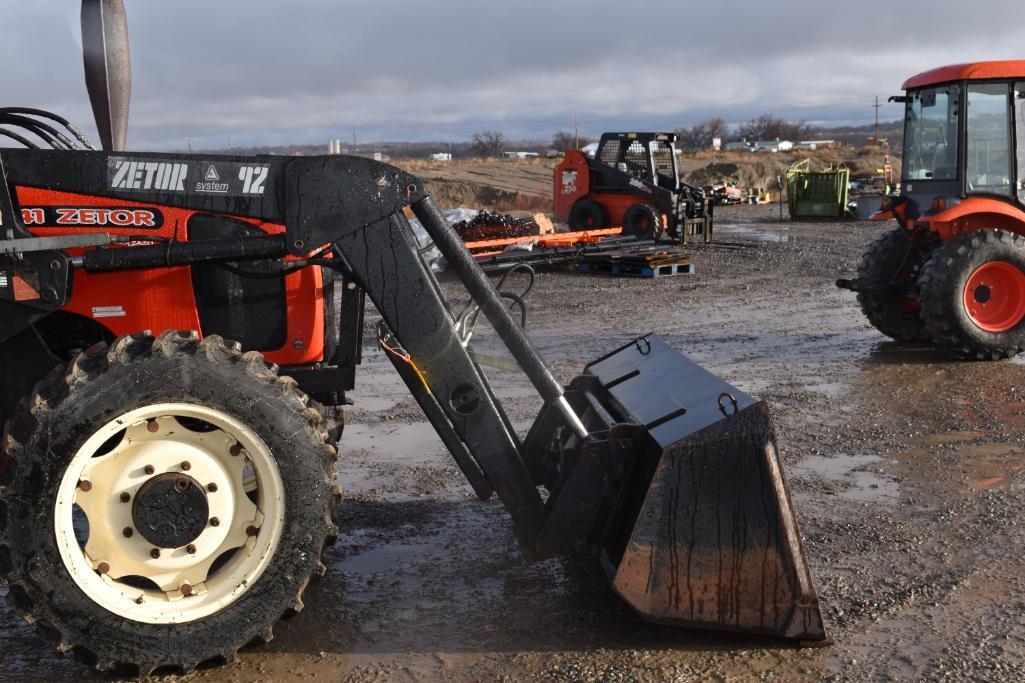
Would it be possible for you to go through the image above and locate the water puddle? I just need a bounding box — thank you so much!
[792,454,899,503]
[892,436,1025,493]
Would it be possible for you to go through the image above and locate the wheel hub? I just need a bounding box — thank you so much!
[131,473,209,549]
[963,260,1025,333]
[55,404,284,624]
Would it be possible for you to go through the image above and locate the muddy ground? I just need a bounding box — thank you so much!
[4,203,1025,681]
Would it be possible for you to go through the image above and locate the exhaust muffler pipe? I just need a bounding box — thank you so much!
[81,0,131,151]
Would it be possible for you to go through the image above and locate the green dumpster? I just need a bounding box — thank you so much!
[785,159,850,219]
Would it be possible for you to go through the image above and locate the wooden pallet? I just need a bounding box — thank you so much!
[577,247,693,278]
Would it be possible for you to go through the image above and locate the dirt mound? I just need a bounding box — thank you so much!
[682,149,902,191]
[398,158,555,212]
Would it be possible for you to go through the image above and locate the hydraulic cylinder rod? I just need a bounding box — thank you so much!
[411,196,588,439]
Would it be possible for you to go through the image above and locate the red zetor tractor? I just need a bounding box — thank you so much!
[839,61,1025,359]
[0,1,824,674]
[554,132,713,242]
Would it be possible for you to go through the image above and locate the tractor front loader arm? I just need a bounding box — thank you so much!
[0,152,827,641]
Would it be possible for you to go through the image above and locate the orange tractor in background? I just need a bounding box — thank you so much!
[554,132,713,243]
[839,61,1025,359]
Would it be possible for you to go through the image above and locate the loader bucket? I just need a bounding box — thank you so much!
[543,335,826,642]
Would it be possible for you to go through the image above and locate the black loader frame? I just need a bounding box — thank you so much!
[0,147,825,634]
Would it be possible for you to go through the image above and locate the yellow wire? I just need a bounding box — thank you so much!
[378,337,432,396]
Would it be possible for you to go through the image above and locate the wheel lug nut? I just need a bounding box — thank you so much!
[123,527,133,538]
[146,420,159,433]
[230,444,242,456]
[96,562,110,575]
[181,461,191,471]
[210,517,220,527]
[246,525,258,537]
[144,464,155,475]
[186,543,197,554]
[180,583,193,596]
[207,482,218,493]
[77,479,92,492]
[150,548,161,559]
[120,491,131,503]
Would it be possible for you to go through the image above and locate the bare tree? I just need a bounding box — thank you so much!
[472,130,506,157]
[737,115,810,142]
[674,117,727,152]
[551,130,592,152]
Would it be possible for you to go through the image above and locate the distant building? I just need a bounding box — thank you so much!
[797,140,837,151]
[502,151,540,159]
[724,141,753,152]
[581,142,599,158]
[429,152,452,161]
[752,140,793,153]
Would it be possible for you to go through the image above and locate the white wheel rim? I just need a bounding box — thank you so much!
[54,403,285,624]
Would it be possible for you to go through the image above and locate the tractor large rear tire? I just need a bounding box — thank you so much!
[856,228,930,342]
[0,330,340,674]
[920,229,1025,360]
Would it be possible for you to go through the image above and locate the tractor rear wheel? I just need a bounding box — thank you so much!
[622,203,664,241]
[920,229,1025,359]
[856,228,933,342]
[0,330,339,674]
[567,198,610,232]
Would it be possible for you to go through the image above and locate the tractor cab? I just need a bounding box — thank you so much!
[894,61,1025,221]
[841,61,1025,361]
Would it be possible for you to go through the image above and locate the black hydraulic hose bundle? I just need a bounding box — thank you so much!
[0,107,97,150]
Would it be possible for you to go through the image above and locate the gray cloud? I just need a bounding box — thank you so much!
[2,0,1024,149]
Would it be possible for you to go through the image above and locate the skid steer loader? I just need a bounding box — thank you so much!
[0,1,825,673]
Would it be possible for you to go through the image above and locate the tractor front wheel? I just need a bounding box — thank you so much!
[920,229,1025,359]
[0,331,339,674]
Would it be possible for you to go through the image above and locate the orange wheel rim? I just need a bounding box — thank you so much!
[963,261,1025,332]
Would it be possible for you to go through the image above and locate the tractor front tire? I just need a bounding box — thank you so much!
[622,203,665,241]
[568,199,610,232]
[920,229,1025,359]
[856,228,930,342]
[0,331,339,674]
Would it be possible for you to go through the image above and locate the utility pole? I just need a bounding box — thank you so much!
[574,113,579,150]
[873,95,882,145]
[352,127,357,152]
[186,136,192,153]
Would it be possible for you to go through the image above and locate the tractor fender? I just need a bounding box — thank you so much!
[917,197,1025,241]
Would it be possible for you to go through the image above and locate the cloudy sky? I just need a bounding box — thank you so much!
[2,0,1024,150]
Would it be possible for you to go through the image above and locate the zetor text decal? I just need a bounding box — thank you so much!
[21,206,164,229]
[107,157,269,196]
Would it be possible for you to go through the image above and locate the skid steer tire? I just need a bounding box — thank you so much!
[568,198,610,232]
[856,228,932,342]
[920,229,1025,360]
[0,330,340,675]
[622,203,665,242]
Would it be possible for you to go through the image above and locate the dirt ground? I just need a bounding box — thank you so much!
[4,203,1025,681]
